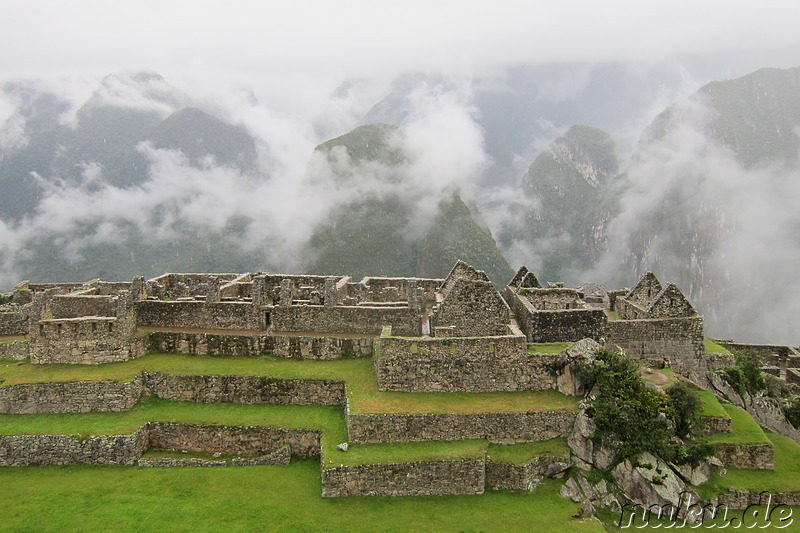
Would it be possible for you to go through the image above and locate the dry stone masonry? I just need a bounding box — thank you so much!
[1,261,779,499]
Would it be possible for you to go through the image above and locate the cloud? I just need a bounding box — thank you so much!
[587,96,800,344]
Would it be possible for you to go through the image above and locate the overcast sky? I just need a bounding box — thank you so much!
[2,0,799,105]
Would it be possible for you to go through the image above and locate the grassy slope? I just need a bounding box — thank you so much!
[699,431,800,497]
[0,461,605,533]
[701,403,770,446]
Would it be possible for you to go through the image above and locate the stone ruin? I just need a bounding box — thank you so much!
[1,260,781,504]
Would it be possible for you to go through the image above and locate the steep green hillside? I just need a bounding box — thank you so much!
[516,124,620,283]
[307,123,512,283]
[418,193,514,284]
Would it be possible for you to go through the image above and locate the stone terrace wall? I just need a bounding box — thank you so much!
[374,328,556,392]
[0,372,345,413]
[717,489,800,509]
[604,316,706,378]
[0,426,149,466]
[148,422,321,458]
[0,310,28,335]
[136,301,263,331]
[0,377,143,414]
[271,305,420,336]
[713,443,774,470]
[143,373,345,406]
[485,454,571,491]
[346,410,577,444]
[321,459,485,497]
[0,423,317,466]
[0,338,28,360]
[149,331,374,359]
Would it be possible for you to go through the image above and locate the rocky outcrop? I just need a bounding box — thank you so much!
[555,338,600,396]
[559,471,627,516]
[612,452,698,513]
[567,411,617,470]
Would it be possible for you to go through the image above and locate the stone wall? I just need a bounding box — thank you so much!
[713,443,774,470]
[149,331,374,359]
[0,423,316,466]
[346,410,577,444]
[0,338,29,360]
[361,277,442,305]
[0,309,28,335]
[504,289,606,342]
[29,318,148,365]
[374,326,556,392]
[518,288,582,310]
[604,316,706,378]
[430,279,510,337]
[143,373,345,406]
[271,305,419,336]
[49,295,116,318]
[0,372,345,413]
[485,454,570,491]
[136,300,263,331]
[0,377,143,414]
[716,489,800,509]
[147,422,321,458]
[29,318,148,364]
[696,415,732,437]
[0,426,149,466]
[321,459,485,497]
[528,309,606,343]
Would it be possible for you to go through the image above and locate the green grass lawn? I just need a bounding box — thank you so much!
[327,439,489,467]
[0,353,580,415]
[0,461,606,533]
[704,338,732,354]
[487,438,570,465]
[692,383,730,419]
[701,403,770,446]
[527,342,572,354]
[698,431,800,498]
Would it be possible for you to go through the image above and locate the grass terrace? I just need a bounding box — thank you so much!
[487,437,570,465]
[0,353,581,415]
[701,403,770,447]
[698,431,800,497]
[527,342,572,354]
[704,337,733,354]
[0,462,606,533]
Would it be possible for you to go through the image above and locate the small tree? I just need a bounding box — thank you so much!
[666,382,703,438]
[583,348,672,461]
[723,349,765,397]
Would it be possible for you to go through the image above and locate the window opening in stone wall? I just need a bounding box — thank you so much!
[265,311,271,327]
[108,322,113,333]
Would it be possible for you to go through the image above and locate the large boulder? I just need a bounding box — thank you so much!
[612,452,698,513]
[556,338,601,396]
[568,410,617,470]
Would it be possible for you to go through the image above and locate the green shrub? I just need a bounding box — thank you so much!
[583,348,712,466]
[666,382,702,438]
[583,348,672,461]
[785,398,800,429]
[723,349,765,397]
